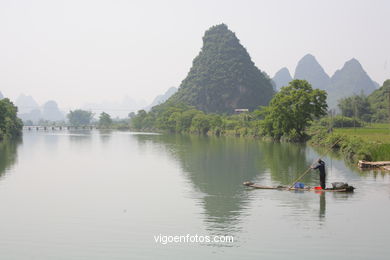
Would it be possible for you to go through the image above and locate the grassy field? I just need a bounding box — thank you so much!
[334,123,390,143]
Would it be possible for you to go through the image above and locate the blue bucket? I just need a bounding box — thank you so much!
[294,182,305,189]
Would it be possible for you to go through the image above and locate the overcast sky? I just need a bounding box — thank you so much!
[0,0,389,109]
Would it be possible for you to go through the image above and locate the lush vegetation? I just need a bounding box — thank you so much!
[131,101,390,162]
[318,115,364,128]
[167,24,275,114]
[0,98,23,140]
[131,80,326,142]
[98,112,113,128]
[261,80,327,141]
[338,80,390,122]
[309,124,390,162]
[131,101,264,137]
[338,94,372,121]
[67,109,94,126]
[311,80,390,163]
[130,75,390,163]
[334,123,390,143]
[368,79,390,122]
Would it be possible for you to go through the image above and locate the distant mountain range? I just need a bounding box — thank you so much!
[15,94,65,123]
[12,93,148,122]
[144,87,177,111]
[272,68,292,91]
[294,54,331,92]
[0,91,3,99]
[272,54,379,108]
[82,96,146,118]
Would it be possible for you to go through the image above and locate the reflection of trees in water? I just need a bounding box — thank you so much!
[98,129,112,143]
[67,130,92,143]
[0,138,22,179]
[134,135,356,230]
[135,134,266,233]
[258,142,316,185]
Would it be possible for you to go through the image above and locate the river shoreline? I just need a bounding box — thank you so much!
[127,124,390,167]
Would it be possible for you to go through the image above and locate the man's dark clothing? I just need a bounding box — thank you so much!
[313,160,326,189]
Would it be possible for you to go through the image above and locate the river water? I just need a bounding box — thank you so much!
[0,130,389,259]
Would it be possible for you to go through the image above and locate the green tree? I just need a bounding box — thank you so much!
[191,113,210,135]
[24,120,34,126]
[67,109,94,126]
[0,98,23,140]
[155,106,182,132]
[338,94,372,122]
[176,109,202,133]
[261,79,327,141]
[98,112,112,128]
[131,110,147,130]
[367,80,390,122]
[128,112,136,119]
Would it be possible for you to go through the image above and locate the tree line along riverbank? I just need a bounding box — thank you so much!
[129,80,390,164]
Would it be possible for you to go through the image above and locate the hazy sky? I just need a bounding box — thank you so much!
[0,0,389,109]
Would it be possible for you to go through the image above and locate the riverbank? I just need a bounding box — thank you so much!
[128,123,390,165]
[308,124,390,163]
[130,102,390,164]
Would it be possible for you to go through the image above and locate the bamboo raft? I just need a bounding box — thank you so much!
[358,160,390,169]
[243,182,355,192]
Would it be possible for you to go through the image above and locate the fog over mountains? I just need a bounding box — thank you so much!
[15,94,65,123]
[3,50,381,122]
[272,54,379,108]
[9,90,174,123]
[82,96,146,119]
[272,68,292,91]
[10,92,150,122]
[144,87,177,111]
[294,54,331,92]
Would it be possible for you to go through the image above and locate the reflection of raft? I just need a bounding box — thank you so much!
[243,182,355,192]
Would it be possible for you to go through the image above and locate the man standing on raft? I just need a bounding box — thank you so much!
[311,159,326,189]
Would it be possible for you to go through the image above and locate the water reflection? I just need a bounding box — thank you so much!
[311,145,390,179]
[67,130,92,143]
[134,134,361,233]
[258,142,315,185]
[135,135,265,233]
[0,138,22,179]
[98,129,113,143]
[319,192,326,219]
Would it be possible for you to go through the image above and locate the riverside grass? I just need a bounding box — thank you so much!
[309,123,390,162]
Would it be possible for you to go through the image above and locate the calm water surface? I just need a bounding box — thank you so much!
[0,130,389,259]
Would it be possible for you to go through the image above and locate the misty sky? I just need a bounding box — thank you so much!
[0,0,389,109]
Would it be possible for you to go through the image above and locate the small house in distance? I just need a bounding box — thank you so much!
[234,108,249,114]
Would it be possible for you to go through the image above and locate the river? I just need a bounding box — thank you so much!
[0,130,389,259]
